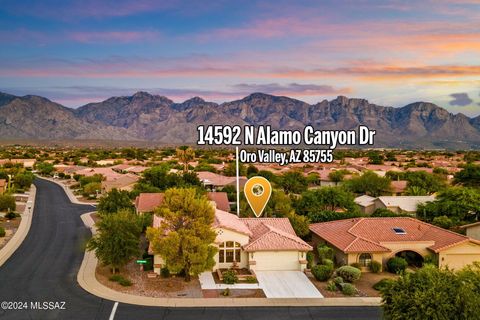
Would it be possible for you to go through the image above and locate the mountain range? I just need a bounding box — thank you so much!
[0,91,479,149]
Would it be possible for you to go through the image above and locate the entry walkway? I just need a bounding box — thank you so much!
[255,271,323,298]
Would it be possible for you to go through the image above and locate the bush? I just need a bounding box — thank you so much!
[160,266,170,278]
[336,266,361,283]
[246,276,257,283]
[370,261,382,273]
[333,276,344,285]
[317,244,334,264]
[341,283,357,296]
[311,264,334,281]
[0,194,16,212]
[5,211,16,220]
[306,251,315,269]
[109,274,132,286]
[387,257,408,274]
[373,278,394,291]
[0,226,5,237]
[350,262,362,269]
[326,281,337,291]
[323,258,334,267]
[222,269,238,284]
[222,288,230,296]
[423,254,438,266]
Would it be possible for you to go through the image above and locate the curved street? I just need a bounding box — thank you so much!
[0,178,382,319]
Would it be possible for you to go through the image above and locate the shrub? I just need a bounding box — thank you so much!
[423,254,438,266]
[109,274,132,286]
[0,226,5,237]
[341,283,357,296]
[0,194,16,212]
[350,262,362,269]
[326,281,337,291]
[370,261,382,273]
[333,276,344,285]
[245,276,257,283]
[160,266,170,278]
[222,288,230,296]
[336,266,361,283]
[387,257,408,274]
[118,278,132,286]
[322,258,334,267]
[306,251,315,269]
[373,278,394,291]
[317,244,334,264]
[222,270,238,284]
[311,264,334,281]
[5,211,16,220]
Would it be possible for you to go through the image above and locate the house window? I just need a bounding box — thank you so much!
[359,253,372,267]
[219,241,241,263]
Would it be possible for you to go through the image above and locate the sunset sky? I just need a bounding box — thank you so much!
[0,0,479,116]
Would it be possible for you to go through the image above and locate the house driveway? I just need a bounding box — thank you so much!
[255,271,323,298]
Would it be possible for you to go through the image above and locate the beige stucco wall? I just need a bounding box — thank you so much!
[466,225,480,241]
[213,227,250,270]
[379,241,433,263]
[438,241,480,270]
[249,251,306,271]
[346,252,384,271]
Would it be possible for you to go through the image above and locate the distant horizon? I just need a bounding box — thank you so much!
[1,1,479,116]
[2,89,480,118]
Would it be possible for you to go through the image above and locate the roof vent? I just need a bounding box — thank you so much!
[393,227,406,235]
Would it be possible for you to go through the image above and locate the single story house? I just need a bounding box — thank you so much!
[354,195,376,214]
[374,196,435,214]
[135,191,231,214]
[196,171,247,190]
[101,173,139,193]
[310,217,480,271]
[150,204,312,275]
[460,222,480,241]
[389,180,408,196]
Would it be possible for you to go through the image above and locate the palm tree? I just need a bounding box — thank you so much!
[176,146,195,173]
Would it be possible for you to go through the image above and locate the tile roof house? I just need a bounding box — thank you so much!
[150,203,312,275]
[135,192,231,214]
[101,173,139,193]
[197,171,247,190]
[375,195,435,213]
[310,217,480,271]
[390,180,408,195]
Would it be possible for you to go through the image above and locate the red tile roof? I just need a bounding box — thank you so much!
[135,193,164,213]
[310,217,479,253]
[206,192,230,212]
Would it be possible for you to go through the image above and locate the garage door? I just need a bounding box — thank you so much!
[444,254,480,270]
[254,251,300,271]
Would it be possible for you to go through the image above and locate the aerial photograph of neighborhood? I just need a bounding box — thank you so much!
[1,1,480,320]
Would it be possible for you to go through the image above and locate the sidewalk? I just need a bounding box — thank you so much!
[36,176,98,205]
[0,185,37,267]
[77,211,382,307]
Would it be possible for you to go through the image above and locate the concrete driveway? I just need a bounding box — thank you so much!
[255,271,323,298]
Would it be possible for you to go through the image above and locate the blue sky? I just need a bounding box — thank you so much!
[0,0,479,116]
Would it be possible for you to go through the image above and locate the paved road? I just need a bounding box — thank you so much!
[0,179,382,320]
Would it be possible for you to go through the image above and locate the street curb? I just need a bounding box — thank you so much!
[36,176,98,205]
[77,211,383,307]
[0,185,37,267]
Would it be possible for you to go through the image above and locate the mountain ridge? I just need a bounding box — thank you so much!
[0,91,479,149]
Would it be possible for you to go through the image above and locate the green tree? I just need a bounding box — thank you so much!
[328,169,349,185]
[405,185,428,196]
[455,164,480,187]
[36,162,54,175]
[246,164,258,177]
[404,171,446,194]
[223,162,246,177]
[0,194,16,212]
[176,146,195,173]
[280,171,308,194]
[295,187,358,220]
[381,264,480,320]
[14,172,34,189]
[87,210,142,274]
[344,171,391,196]
[417,187,480,225]
[146,188,217,281]
[97,189,134,215]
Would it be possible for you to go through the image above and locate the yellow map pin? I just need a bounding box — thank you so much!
[244,176,272,218]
